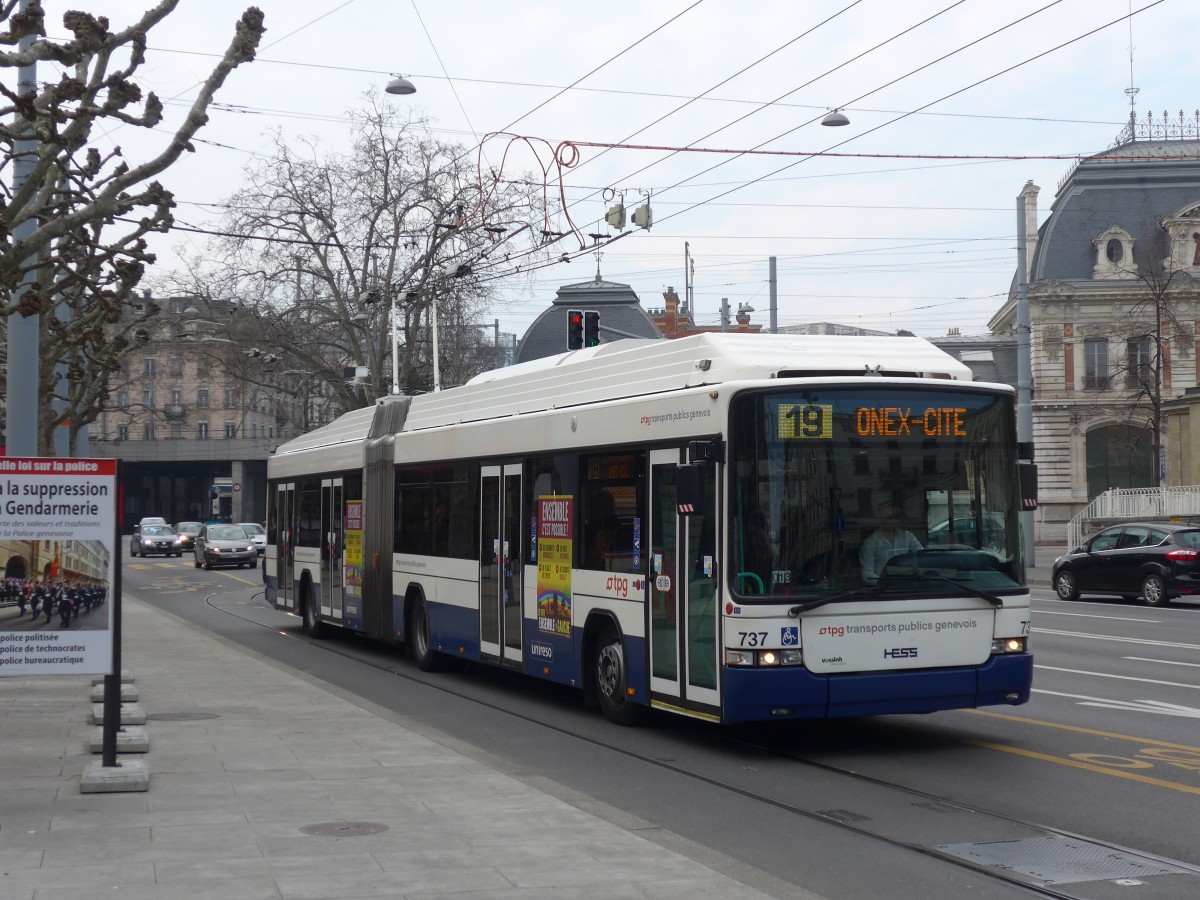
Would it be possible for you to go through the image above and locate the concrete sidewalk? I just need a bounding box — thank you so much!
[0,597,809,900]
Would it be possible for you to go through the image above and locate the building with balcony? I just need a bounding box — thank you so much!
[989,116,1200,544]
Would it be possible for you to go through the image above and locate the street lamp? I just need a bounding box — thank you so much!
[386,74,416,96]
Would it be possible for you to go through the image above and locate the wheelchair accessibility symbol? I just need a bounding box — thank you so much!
[781,626,798,646]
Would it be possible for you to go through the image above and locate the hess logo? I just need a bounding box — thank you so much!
[883,647,918,659]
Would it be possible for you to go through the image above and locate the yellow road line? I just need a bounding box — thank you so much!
[968,740,1200,796]
[962,708,1200,752]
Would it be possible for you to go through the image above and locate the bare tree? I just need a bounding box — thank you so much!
[189,97,547,409]
[0,0,265,451]
[1107,226,1190,486]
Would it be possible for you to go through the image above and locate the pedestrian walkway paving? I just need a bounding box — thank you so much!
[0,596,817,900]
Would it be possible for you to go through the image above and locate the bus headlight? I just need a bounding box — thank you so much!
[991,637,1026,654]
[724,648,805,667]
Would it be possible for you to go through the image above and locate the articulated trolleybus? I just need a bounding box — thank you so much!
[266,334,1032,725]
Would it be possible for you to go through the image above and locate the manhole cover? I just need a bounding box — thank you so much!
[300,821,389,838]
[146,712,220,721]
[937,836,1190,885]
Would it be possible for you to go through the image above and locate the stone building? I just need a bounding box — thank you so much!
[989,123,1200,544]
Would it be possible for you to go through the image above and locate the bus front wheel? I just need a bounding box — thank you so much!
[410,598,440,672]
[594,624,642,726]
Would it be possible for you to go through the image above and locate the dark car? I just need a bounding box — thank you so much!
[927,513,1007,555]
[1051,522,1200,607]
[194,523,258,570]
[174,521,204,552]
[130,523,183,557]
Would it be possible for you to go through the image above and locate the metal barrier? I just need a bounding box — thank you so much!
[1065,485,1200,551]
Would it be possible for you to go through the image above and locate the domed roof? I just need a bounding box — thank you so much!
[515,275,663,363]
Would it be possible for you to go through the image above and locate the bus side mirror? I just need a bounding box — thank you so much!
[677,464,703,516]
[1019,462,1038,510]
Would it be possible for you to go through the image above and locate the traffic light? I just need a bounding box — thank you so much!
[584,310,600,346]
[567,309,584,350]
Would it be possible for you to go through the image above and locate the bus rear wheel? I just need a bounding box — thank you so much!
[594,624,642,726]
[410,598,440,672]
[302,586,332,639]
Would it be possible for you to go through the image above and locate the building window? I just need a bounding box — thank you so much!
[224,388,237,408]
[170,388,183,405]
[196,358,210,378]
[143,357,156,378]
[142,422,154,440]
[1083,339,1109,389]
[197,388,209,409]
[116,423,129,441]
[224,421,236,439]
[117,390,129,409]
[1106,238,1124,263]
[1086,424,1153,499]
[1126,337,1152,388]
[142,388,155,408]
[170,423,182,439]
[197,422,209,440]
[168,355,183,377]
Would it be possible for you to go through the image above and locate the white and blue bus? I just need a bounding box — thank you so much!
[265,334,1033,725]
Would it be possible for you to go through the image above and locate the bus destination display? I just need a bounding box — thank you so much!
[778,403,969,440]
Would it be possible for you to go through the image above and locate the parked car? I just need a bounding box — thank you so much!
[130,523,183,557]
[174,521,204,552]
[237,522,266,556]
[194,523,258,570]
[1051,522,1200,607]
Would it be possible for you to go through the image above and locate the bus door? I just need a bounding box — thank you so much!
[648,449,720,710]
[479,463,523,665]
[275,483,296,610]
[321,478,344,620]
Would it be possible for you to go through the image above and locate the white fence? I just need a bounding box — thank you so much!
[1065,485,1200,550]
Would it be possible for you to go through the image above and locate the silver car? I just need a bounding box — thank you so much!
[237,522,267,556]
[194,524,258,570]
[131,523,183,557]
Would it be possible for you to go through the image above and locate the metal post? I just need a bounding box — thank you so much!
[390,290,399,393]
[7,0,39,456]
[1016,185,1036,567]
[102,461,125,768]
[430,291,441,392]
[769,256,778,334]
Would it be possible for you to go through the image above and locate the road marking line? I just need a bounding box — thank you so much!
[1033,628,1200,651]
[962,708,1200,751]
[1034,665,1200,690]
[1032,609,1160,622]
[967,740,1200,795]
[1124,656,1200,668]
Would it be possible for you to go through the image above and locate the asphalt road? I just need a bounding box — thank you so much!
[122,557,1200,899]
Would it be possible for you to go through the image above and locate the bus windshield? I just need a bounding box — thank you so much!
[730,386,1024,599]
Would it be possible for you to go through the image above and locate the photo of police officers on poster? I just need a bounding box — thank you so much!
[0,458,116,676]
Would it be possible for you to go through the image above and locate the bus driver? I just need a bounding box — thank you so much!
[859,499,922,585]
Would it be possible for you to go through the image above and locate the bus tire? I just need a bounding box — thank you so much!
[302,583,332,639]
[410,598,441,672]
[594,623,642,726]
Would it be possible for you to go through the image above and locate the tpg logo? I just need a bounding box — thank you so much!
[883,647,918,659]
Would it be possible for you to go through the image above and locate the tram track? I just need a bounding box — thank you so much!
[203,587,1200,899]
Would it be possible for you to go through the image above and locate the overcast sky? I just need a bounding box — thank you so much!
[37,0,1200,340]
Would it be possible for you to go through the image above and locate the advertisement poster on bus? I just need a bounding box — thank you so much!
[343,500,363,625]
[536,496,573,637]
[0,457,116,676]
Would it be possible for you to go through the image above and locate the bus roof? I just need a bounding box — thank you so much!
[271,333,977,467]
[402,333,974,431]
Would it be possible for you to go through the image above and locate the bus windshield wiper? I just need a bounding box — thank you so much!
[787,586,878,616]
[919,571,1004,607]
